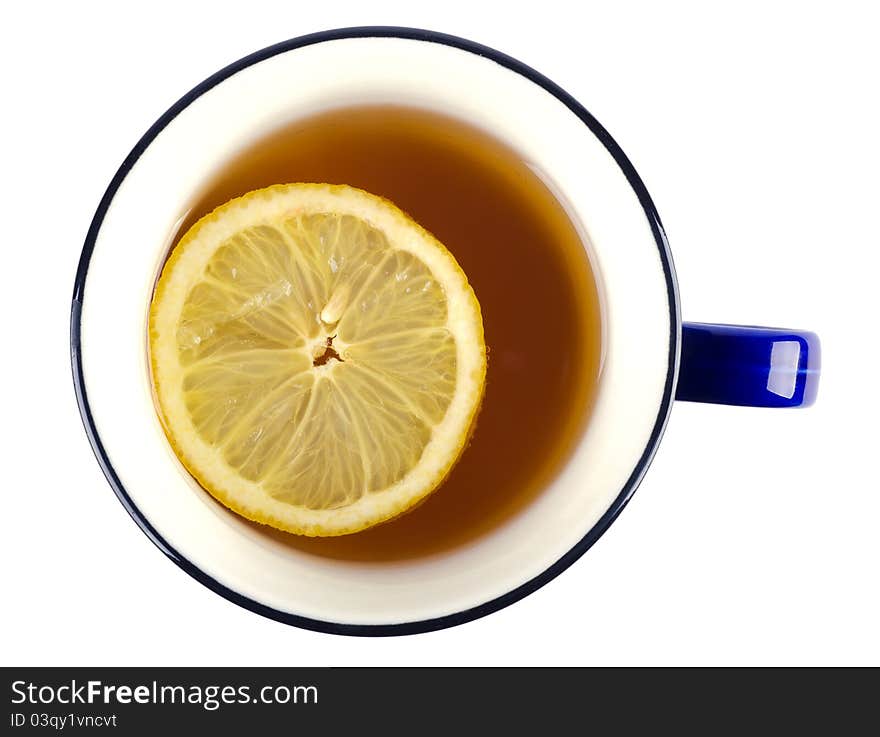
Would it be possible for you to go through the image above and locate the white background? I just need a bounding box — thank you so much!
[2,1,878,666]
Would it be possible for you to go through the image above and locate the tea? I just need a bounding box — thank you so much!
[168,104,602,561]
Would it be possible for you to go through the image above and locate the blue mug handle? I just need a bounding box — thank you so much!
[676,323,820,408]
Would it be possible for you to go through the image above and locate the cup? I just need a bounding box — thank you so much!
[71,27,820,635]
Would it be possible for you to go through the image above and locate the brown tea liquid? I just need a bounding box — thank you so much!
[169,105,602,561]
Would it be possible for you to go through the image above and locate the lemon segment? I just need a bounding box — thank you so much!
[149,184,486,536]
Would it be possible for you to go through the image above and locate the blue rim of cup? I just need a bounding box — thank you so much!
[70,26,680,637]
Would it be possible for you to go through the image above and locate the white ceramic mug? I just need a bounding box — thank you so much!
[72,28,819,635]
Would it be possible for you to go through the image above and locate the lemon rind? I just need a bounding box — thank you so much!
[149,184,486,536]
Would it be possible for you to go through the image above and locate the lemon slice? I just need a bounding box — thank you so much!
[149,184,486,536]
